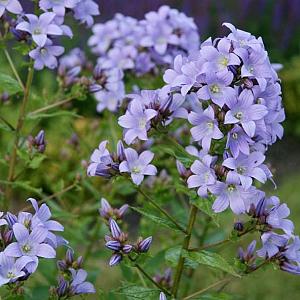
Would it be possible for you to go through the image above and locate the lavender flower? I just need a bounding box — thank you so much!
[159,292,167,300]
[69,269,95,295]
[72,0,100,27]
[257,232,288,258]
[197,72,235,108]
[223,151,268,189]
[210,174,262,214]
[0,0,22,17]
[4,223,56,271]
[119,148,157,185]
[118,100,157,145]
[224,89,268,137]
[188,106,223,151]
[39,0,79,17]
[0,253,33,286]
[29,42,64,70]
[16,12,63,47]
[187,155,216,197]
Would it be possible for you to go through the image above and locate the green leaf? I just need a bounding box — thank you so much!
[28,154,46,169]
[131,206,185,232]
[182,250,240,277]
[26,111,80,120]
[0,73,23,95]
[0,121,13,132]
[173,180,219,226]
[165,246,198,269]
[190,195,219,227]
[194,292,237,300]
[0,180,44,196]
[114,283,159,300]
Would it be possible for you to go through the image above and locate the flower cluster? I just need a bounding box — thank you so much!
[100,199,152,266]
[0,198,65,287]
[1,0,99,70]
[87,5,199,112]
[87,140,157,186]
[115,23,300,276]
[52,249,95,297]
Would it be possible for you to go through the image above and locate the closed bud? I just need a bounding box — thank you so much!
[3,230,14,244]
[137,236,152,253]
[122,244,133,254]
[234,221,244,232]
[243,78,254,89]
[5,212,17,228]
[76,256,83,268]
[66,249,74,265]
[57,260,68,271]
[109,253,122,267]
[57,277,69,297]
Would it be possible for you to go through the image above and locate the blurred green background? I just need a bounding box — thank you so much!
[1,1,300,299]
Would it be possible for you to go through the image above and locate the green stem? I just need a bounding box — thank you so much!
[0,115,15,131]
[172,205,198,297]
[135,185,187,234]
[183,278,230,300]
[129,259,171,296]
[5,64,34,210]
[4,49,25,91]
[28,96,77,116]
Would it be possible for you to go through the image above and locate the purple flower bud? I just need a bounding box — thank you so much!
[117,140,125,161]
[118,204,128,219]
[0,92,9,103]
[122,244,133,254]
[66,249,74,265]
[234,221,244,232]
[137,236,152,253]
[106,240,122,251]
[109,253,122,266]
[255,198,266,218]
[57,277,69,297]
[109,218,121,239]
[76,256,83,268]
[243,78,254,89]
[3,230,14,244]
[160,292,167,300]
[5,212,17,228]
[57,260,68,271]
[176,160,187,177]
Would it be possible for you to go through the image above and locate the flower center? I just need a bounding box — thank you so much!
[7,271,16,279]
[157,37,166,45]
[227,184,236,192]
[232,132,238,140]
[41,48,48,55]
[234,112,243,120]
[33,28,42,35]
[132,166,141,174]
[237,166,246,174]
[210,84,220,94]
[23,219,31,229]
[219,56,229,66]
[248,66,254,74]
[138,118,147,129]
[207,121,214,129]
[22,244,32,253]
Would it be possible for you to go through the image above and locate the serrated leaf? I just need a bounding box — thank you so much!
[165,246,198,269]
[114,283,159,300]
[182,250,240,277]
[0,73,23,95]
[26,111,80,120]
[131,206,184,232]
